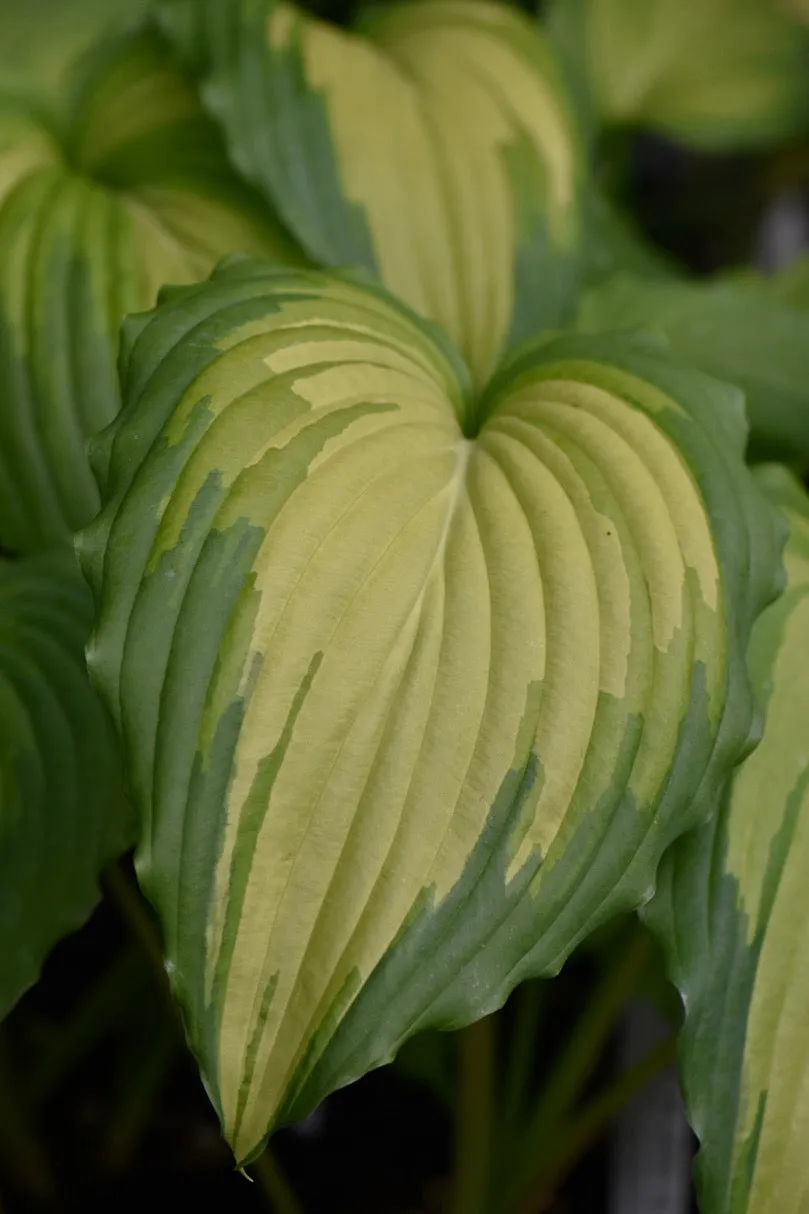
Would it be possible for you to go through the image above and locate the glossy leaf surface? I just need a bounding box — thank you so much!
[0,27,301,554]
[79,258,781,1163]
[646,467,809,1214]
[159,0,584,384]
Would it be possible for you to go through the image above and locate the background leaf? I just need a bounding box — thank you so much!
[0,25,303,555]
[548,0,809,151]
[78,258,782,1164]
[158,0,585,383]
[577,274,809,464]
[644,466,809,1214]
[0,0,152,101]
[581,191,677,287]
[0,549,132,1020]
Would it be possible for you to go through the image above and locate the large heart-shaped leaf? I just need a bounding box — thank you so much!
[0,26,302,555]
[577,275,809,462]
[158,0,584,384]
[77,258,781,1163]
[548,0,809,151]
[0,549,132,1019]
[645,467,809,1214]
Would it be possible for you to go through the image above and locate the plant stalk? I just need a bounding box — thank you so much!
[252,1148,305,1214]
[517,1033,678,1214]
[0,1034,56,1202]
[501,980,546,1128]
[505,929,651,1205]
[452,1013,497,1214]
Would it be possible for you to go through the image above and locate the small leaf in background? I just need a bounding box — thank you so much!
[78,257,781,1164]
[549,0,809,152]
[0,26,303,556]
[158,0,585,384]
[0,549,133,1020]
[645,466,809,1214]
[577,275,809,464]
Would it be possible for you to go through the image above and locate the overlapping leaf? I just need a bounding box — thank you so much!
[0,549,131,1019]
[158,0,585,384]
[78,258,781,1162]
[0,26,302,554]
[645,467,809,1214]
[577,275,809,462]
[0,0,151,99]
[548,0,809,151]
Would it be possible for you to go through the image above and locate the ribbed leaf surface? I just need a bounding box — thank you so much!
[0,27,302,554]
[0,550,131,1018]
[159,0,584,384]
[646,467,809,1214]
[78,259,782,1163]
[577,275,809,462]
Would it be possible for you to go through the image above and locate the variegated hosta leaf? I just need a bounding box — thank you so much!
[567,0,809,150]
[77,258,782,1163]
[645,467,809,1214]
[158,0,584,385]
[0,26,302,555]
[577,275,809,462]
[0,549,132,1019]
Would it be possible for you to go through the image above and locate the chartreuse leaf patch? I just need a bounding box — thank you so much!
[0,26,301,555]
[158,0,584,384]
[645,467,809,1214]
[0,549,131,1019]
[555,0,809,151]
[78,258,782,1164]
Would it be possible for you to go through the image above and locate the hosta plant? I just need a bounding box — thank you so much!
[646,467,809,1214]
[3,2,809,1212]
[0,24,300,554]
[77,256,780,1162]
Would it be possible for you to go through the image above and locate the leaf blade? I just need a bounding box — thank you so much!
[78,261,782,1162]
[0,28,303,553]
[644,466,809,1214]
[577,274,809,463]
[557,0,809,151]
[159,0,585,383]
[0,549,133,1019]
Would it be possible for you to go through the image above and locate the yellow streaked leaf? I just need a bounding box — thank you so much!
[0,27,303,553]
[158,0,585,383]
[78,259,781,1163]
[647,467,809,1214]
[566,0,809,150]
